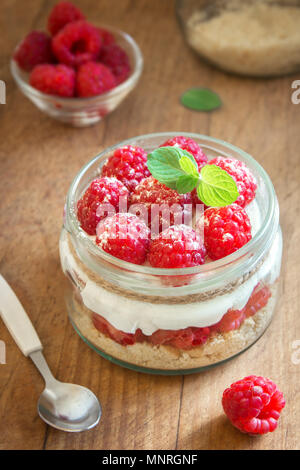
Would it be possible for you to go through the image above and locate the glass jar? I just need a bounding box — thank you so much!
[60,133,282,375]
[176,0,300,77]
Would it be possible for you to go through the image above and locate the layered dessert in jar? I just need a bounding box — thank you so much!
[60,133,282,374]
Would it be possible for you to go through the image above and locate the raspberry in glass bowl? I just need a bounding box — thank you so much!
[11,25,143,126]
[60,133,282,374]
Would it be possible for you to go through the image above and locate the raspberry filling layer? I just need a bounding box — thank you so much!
[92,283,271,350]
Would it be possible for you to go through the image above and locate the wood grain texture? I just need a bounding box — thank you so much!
[0,0,299,450]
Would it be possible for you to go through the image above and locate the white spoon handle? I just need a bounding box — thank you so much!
[0,274,42,356]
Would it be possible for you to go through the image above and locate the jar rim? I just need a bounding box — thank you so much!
[65,132,279,279]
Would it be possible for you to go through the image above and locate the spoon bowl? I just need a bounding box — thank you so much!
[38,381,101,432]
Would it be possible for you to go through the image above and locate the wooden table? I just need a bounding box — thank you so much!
[0,0,299,451]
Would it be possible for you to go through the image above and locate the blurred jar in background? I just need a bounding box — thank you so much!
[176,0,300,77]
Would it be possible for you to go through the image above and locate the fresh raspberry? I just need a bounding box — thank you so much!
[96,213,150,265]
[222,376,285,434]
[29,64,75,97]
[47,2,85,36]
[208,157,257,207]
[93,313,145,346]
[148,225,206,268]
[14,31,54,72]
[203,203,252,260]
[160,136,208,170]
[101,145,149,192]
[77,177,129,235]
[97,28,115,46]
[76,62,116,97]
[244,283,271,318]
[151,326,210,350]
[52,20,101,67]
[211,308,246,334]
[99,44,131,85]
[131,176,192,231]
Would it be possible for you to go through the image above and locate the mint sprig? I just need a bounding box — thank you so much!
[147,146,239,207]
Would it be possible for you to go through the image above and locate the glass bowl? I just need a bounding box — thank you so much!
[10,26,143,127]
[176,0,300,77]
[60,132,282,375]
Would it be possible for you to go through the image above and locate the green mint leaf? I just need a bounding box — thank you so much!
[197,164,239,206]
[147,146,199,189]
[147,146,239,208]
[176,174,199,194]
[181,88,222,112]
[179,155,198,176]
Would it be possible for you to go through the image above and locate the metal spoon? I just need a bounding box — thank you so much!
[0,274,101,432]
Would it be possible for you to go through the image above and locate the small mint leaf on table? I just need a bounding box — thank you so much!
[181,88,222,112]
[196,165,239,207]
[146,146,239,207]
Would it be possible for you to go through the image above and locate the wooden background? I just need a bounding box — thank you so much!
[0,0,299,450]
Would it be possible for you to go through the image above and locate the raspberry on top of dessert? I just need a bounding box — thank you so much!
[76,136,256,265]
[101,145,150,192]
[148,225,206,268]
[96,213,150,265]
[203,203,252,260]
[208,157,257,208]
[160,135,208,170]
[77,176,129,235]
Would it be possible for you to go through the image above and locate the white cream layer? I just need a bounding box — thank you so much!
[60,226,281,336]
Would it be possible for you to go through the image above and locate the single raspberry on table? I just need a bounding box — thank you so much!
[208,157,257,207]
[101,145,149,192]
[148,225,206,268]
[52,20,101,67]
[131,176,192,231]
[47,1,85,36]
[14,31,54,72]
[29,64,75,97]
[99,44,131,85]
[203,203,252,260]
[222,376,285,434]
[76,62,116,97]
[160,136,208,170]
[77,176,129,235]
[96,213,150,265]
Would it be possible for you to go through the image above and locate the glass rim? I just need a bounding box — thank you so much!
[10,25,143,104]
[66,132,279,277]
